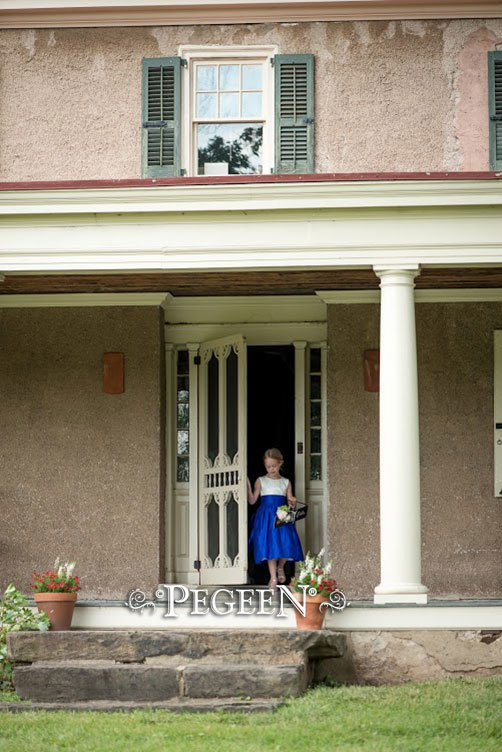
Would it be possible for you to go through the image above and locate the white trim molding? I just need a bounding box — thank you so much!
[164,295,326,324]
[2,179,502,215]
[39,599,502,631]
[179,45,277,178]
[318,289,502,304]
[0,293,169,307]
[0,1,501,29]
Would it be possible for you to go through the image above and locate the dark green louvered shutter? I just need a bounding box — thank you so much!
[489,51,502,170]
[142,57,181,177]
[274,54,314,174]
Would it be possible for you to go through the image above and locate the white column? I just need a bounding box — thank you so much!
[373,266,428,604]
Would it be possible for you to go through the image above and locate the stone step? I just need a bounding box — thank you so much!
[13,661,308,703]
[0,697,285,714]
[8,629,345,666]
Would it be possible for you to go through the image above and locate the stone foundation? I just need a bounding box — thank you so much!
[315,630,502,685]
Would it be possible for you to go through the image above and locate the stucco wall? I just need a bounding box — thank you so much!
[327,302,502,599]
[1,18,501,181]
[0,306,165,600]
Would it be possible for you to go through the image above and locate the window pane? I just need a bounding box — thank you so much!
[310,400,321,427]
[311,428,321,454]
[310,348,321,372]
[310,455,322,481]
[310,374,321,401]
[177,430,189,455]
[220,92,240,118]
[242,91,262,118]
[220,64,239,91]
[197,65,216,91]
[197,123,263,175]
[177,375,189,402]
[177,350,189,374]
[177,402,189,429]
[242,64,262,90]
[197,92,217,118]
[177,457,189,483]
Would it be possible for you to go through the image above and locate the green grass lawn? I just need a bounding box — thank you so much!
[1,678,502,752]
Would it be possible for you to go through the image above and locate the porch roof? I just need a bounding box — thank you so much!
[0,172,501,278]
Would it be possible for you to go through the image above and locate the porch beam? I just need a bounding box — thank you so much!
[373,265,428,604]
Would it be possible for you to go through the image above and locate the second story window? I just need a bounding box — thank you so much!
[193,59,267,175]
[142,47,314,178]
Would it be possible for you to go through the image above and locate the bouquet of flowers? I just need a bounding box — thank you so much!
[32,558,80,594]
[289,549,339,598]
[274,502,308,528]
[275,504,296,525]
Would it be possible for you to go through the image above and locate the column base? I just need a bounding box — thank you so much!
[374,582,428,604]
[374,593,428,604]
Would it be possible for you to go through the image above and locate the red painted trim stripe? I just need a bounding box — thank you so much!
[0,172,501,191]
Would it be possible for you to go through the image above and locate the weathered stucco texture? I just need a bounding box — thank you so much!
[0,307,165,599]
[1,19,501,181]
[327,302,502,599]
[327,304,380,597]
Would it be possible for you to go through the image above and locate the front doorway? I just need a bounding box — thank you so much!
[164,297,327,587]
[247,345,295,585]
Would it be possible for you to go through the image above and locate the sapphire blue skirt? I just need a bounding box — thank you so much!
[249,494,304,562]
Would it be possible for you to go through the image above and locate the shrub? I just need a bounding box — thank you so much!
[0,583,50,689]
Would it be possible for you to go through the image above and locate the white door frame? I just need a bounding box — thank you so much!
[164,296,328,584]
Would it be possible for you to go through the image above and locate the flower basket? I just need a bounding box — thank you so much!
[274,502,308,528]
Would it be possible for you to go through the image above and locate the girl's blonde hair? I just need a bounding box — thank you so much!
[263,447,284,463]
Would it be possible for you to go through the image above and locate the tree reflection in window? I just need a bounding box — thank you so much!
[198,124,263,175]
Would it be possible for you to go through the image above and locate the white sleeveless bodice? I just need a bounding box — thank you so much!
[260,475,289,496]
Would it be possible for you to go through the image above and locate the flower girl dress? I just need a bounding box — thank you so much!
[249,475,304,563]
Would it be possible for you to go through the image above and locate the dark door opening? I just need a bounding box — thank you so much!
[247,345,295,585]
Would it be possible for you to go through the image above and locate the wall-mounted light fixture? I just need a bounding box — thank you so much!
[103,352,124,394]
[363,350,379,392]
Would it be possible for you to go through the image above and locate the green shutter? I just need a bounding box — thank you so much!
[489,51,502,170]
[142,57,181,177]
[274,54,314,174]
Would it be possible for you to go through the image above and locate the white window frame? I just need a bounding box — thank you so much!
[179,45,278,177]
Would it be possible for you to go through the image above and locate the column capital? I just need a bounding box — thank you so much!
[373,264,420,284]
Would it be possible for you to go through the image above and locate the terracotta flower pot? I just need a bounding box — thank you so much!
[290,591,329,630]
[34,592,77,631]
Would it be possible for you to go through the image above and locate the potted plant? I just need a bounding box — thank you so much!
[32,558,80,631]
[289,549,346,630]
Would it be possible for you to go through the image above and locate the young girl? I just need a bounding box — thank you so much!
[247,448,304,589]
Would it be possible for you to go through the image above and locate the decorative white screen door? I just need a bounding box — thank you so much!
[198,334,247,584]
